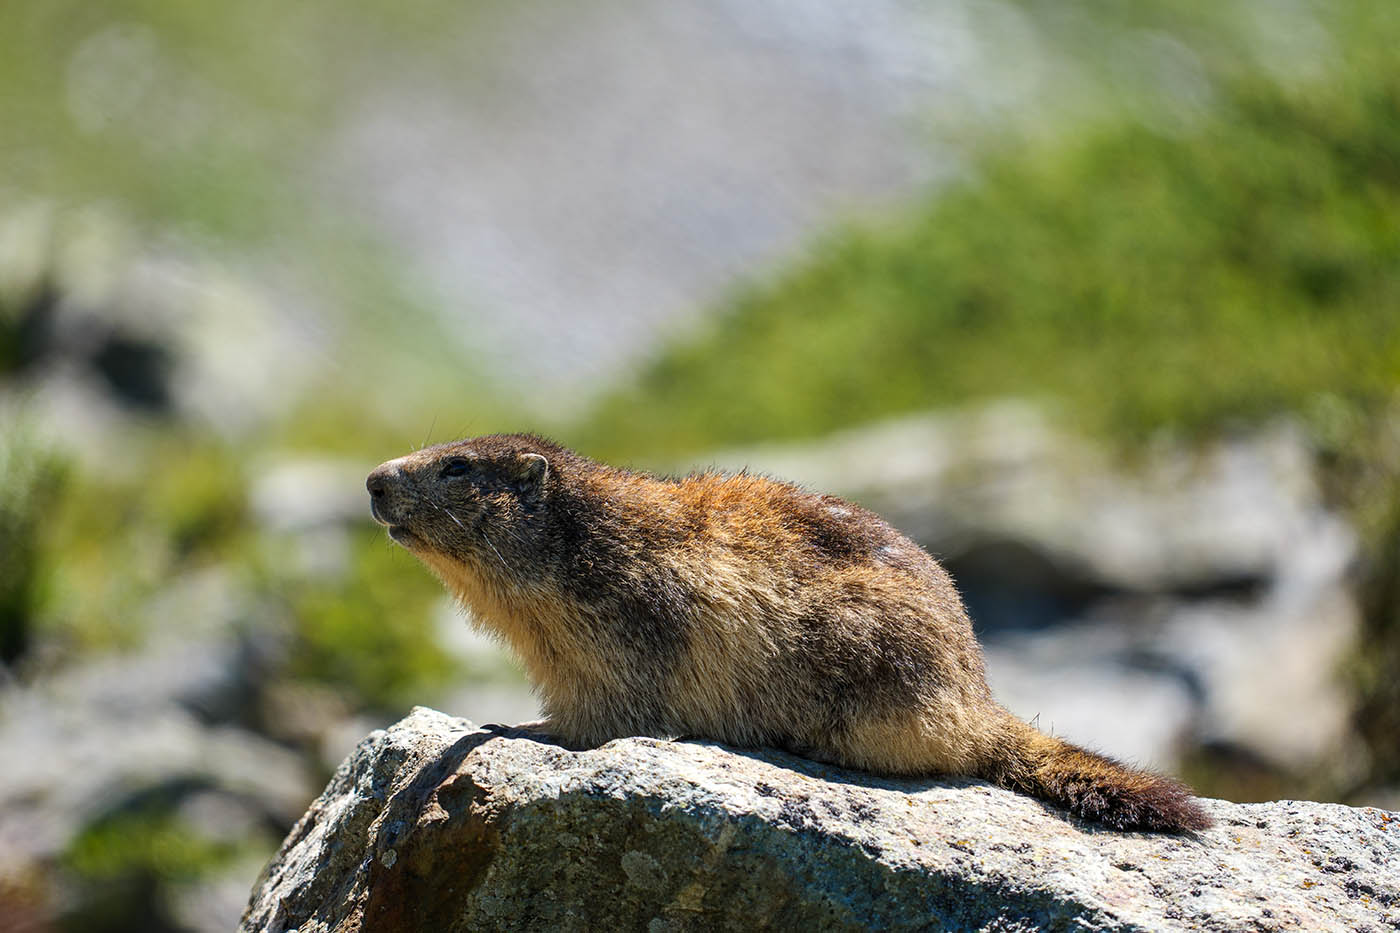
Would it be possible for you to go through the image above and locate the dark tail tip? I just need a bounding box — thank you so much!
[997,722,1214,833]
[1069,771,1214,833]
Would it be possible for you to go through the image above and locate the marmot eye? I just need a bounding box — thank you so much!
[440,458,473,478]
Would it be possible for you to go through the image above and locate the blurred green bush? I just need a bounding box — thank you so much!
[280,525,456,711]
[6,424,458,709]
[0,432,68,664]
[584,3,1399,458]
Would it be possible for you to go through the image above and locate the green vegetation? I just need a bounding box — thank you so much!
[0,0,486,238]
[60,803,271,933]
[280,526,457,711]
[64,804,267,884]
[584,4,1399,459]
[29,431,251,656]
[11,422,460,708]
[0,432,67,663]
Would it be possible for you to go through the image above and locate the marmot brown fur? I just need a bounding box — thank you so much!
[367,433,1210,833]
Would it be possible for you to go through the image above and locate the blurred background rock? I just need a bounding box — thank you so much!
[1,0,1396,929]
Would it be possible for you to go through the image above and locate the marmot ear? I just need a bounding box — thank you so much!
[513,452,549,492]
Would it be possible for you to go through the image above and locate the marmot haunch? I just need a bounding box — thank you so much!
[367,433,1210,833]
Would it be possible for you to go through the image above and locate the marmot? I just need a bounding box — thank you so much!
[367,433,1210,833]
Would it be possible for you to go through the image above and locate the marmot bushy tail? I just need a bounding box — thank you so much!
[978,711,1211,832]
[367,432,1212,834]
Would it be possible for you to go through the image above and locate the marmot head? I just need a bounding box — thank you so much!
[366,434,560,566]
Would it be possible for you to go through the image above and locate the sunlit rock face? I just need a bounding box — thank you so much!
[240,708,1400,933]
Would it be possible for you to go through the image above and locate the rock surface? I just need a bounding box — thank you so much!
[0,579,316,931]
[240,708,1400,933]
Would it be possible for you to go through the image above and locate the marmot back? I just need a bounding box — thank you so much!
[367,433,1210,833]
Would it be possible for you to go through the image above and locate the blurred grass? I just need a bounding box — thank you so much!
[582,1,1400,459]
[277,526,457,711]
[6,422,459,711]
[0,432,68,664]
[65,804,268,884]
[61,797,277,933]
[0,0,488,236]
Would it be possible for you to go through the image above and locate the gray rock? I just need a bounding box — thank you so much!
[0,577,314,875]
[172,856,278,933]
[0,202,324,448]
[980,619,1198,769]
[0,702,313,872]
[240,708,1400,933]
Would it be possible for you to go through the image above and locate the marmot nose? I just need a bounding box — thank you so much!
[366,463,400,499]
[367,462,409,526]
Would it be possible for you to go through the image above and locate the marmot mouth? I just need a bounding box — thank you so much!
[387,525,421,547]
